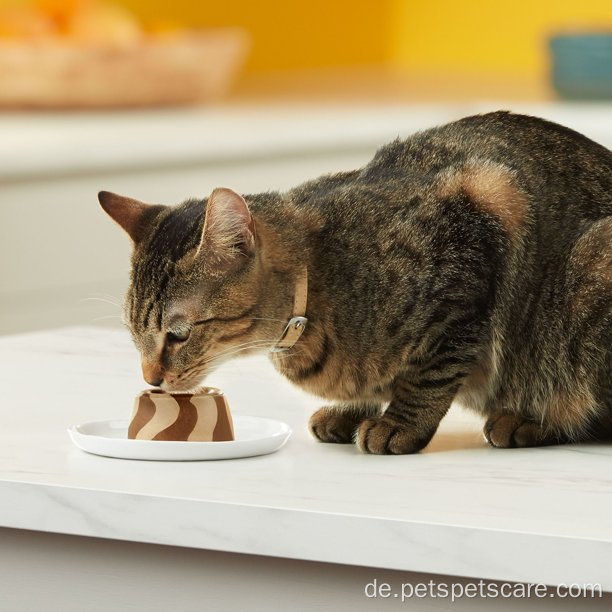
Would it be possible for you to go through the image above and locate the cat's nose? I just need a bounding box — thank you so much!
[142,361,163,387]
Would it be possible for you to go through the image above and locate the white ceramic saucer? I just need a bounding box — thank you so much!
[68,416,291,461]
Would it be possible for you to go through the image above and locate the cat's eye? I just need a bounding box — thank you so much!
[166,327,191,343]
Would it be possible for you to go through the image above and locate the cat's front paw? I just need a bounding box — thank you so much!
[308,407,359,444]
[356,416,429,455]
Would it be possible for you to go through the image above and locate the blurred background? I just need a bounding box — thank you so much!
[1,0,611,335]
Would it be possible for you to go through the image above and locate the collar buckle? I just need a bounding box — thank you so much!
[270,316,308,352]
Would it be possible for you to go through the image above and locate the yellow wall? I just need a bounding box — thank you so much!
[389,0,612,75]
[122,0,612,75]
[120,0,392,71]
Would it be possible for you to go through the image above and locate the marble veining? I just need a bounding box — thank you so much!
[0,327,611,587]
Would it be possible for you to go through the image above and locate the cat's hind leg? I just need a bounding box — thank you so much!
[486,217,611,448]
[483,412,563,448]
[309,402,382,444]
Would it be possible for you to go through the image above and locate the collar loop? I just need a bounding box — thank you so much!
[271,266,308,352]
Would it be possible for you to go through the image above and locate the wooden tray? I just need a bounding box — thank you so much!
[0,28,248,108]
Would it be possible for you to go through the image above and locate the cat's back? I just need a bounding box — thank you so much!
[355,111,612,223]
[370,111,608,173]
[287,111,611,239]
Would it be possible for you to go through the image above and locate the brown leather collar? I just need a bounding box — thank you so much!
[270,265,308,352]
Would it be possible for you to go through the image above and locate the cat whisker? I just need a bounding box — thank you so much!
[205,347,304,375]
[91,315,124,322]
[198,345,273,369]
[80,296,122,309]
[88,291,122,301]
[177,343,272,378]
[207,337,308,366]
[174,340,305,387]
[202,350,268,369]
[202,340,279,363]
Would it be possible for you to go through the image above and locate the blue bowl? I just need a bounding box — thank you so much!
[549,33,612,100]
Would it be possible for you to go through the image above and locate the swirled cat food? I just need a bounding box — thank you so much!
[128,387,234,442]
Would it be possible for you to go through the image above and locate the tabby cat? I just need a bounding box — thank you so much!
[99,111,611,454]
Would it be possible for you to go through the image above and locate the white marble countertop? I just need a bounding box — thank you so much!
[0,326,611,587]
[2,102,611,180]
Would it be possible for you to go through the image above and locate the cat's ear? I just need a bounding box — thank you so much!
[197,188,255,263]
[98,191,158,244]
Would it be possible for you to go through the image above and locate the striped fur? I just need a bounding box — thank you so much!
[101,111,611,454]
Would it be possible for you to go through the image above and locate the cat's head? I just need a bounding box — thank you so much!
[99,188,292,391]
